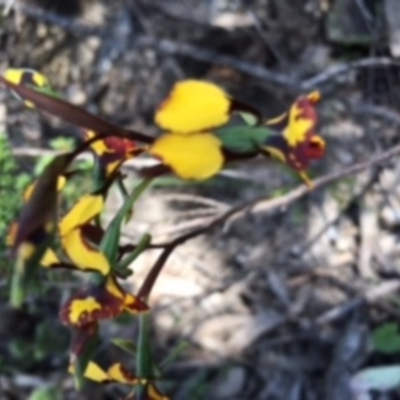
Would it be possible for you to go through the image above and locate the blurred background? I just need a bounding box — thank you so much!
[1,0,400,399]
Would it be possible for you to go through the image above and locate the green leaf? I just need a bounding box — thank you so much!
[239,112,258,126]
[49,136,75,151]
[136,313,152,377]
[0,135,22,241]
[159,340,189,370]
[372,323,400,353]
[29,387,61,400]
[34,155,56,176]
[33,85,63,99]
[112,338,137,356]
[135,313,153,399]
[100,178,153,267]
[215,125,275,154]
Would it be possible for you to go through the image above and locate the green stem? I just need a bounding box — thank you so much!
[136,313,152,399]
[117,233,151,272]
[128,177,154,204]
[116,177,129,200]
[100,177,153,267]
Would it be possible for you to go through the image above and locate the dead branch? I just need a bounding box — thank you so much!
[154,141,400,248]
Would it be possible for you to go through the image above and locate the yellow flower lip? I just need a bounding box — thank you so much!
[149,132,224,180]
[68,297,102,325]
[155,80,231,134]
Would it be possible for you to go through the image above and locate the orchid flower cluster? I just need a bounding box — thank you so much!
[1,68,326,399]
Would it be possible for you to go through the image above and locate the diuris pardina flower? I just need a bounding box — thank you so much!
[262,91,325,186]
[149,80,325,185]
[3,68,51,108]
[149,80,227,180]
[84,129,143,177]
[60,275,148,356]
[60,275,148,328]
[149,79,261,181]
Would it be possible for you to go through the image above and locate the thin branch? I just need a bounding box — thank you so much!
[153,142,400,249]
[301,57,400,90]
[137,143,400,298]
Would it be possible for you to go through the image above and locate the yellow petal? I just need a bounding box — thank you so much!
[40,248,60,267]
[284,94,319,147]
[69,361,109,383]
[262,145,287,163]
[68,297,102,325]
[107,363,138,384]
[307,91,321,102]
[59,195,104,236]
[85,130,109,156]
[105,275,125,300]
[105,160,123,176]
[155,80,231,134]
[84,362,109,382]
[299,171,313,188]
[149,133,223,180]
[265,112,288,126]
[124,293,149,314]
[147,383,170,400]
[61,228,110,275]
[284,105,314,147]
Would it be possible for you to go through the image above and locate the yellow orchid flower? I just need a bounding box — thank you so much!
[3,68,50,108]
